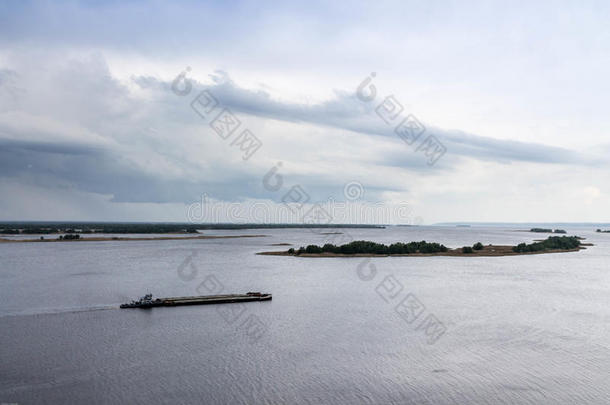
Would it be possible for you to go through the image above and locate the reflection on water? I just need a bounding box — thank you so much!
[1,226,610,404]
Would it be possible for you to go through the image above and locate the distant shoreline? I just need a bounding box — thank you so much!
[0,222,386,235]
[0,235,267,243]
[258,244,589,257]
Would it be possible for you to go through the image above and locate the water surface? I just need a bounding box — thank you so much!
[1,226,609,404]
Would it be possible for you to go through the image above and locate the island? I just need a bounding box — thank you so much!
[596,229,610,233]
[258,236,587,257]
[530,228,566,234]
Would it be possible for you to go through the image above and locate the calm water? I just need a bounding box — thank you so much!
[1,226,609,404]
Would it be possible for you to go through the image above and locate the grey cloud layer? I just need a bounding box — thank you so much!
[0,61,601,206]
[180,71,597,167]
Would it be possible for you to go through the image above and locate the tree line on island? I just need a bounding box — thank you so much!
[289,240,450,255]
[287,236,581,255]
[288,240,488,255]
[530,228,566,234]
[36,234,82,241]
[512,235,581,253]
[59,234,80,240]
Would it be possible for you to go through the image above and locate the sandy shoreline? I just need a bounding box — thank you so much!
[0,234,267,243]
[258,244,588,257]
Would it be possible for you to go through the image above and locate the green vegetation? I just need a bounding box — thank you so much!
[289,236,581,256]
[59,234,81,240]
[1,229,20,234]
[294,240,448,255]
[512,236,581,253]
[530,228,566,234]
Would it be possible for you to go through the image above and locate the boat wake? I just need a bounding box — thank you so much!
[0,305,118,319]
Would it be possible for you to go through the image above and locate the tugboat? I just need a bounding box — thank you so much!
[120,292,272,309]
[120,294,162,309]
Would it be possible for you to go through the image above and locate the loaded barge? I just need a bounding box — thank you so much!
[120,292,272,309]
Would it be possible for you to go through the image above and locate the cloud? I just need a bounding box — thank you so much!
[1,1,610,222]
[0,47,608,227]
[160,70,600,168]
[0,53,606,210]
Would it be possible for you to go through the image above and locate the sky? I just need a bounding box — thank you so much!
[0,0,609,224]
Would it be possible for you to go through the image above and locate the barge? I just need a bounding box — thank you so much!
[120,292,272,309]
